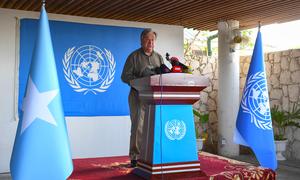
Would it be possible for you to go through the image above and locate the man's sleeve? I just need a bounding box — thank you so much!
[121,54,135,85]
[159,53,164,65]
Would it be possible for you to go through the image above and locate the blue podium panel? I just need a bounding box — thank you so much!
[153,105,198,164]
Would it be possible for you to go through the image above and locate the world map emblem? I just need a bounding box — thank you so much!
[63,45,116,95]
[165,119,186,140]
[241,72,272,130]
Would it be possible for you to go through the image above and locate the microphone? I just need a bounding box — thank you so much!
[170,57,188,69]
[142,67,156,76]
[169,56,189,73]
[154,64,171,74]
[166,53,170,61]
[165,53,191,73]
[166,53,180,72]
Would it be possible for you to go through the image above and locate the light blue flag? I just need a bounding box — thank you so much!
[234,29,277,170]
[10,6,73,180]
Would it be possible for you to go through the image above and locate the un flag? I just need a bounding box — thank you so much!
[10,6,73,180]
[234,30,277,170]
[19,17,143,116]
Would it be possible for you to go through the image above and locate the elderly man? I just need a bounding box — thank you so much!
[121,28,163,167]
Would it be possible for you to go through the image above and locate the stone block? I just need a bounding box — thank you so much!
[291,70,300,83]
[193,102,200,110]
[212,79,218,90]
[199,102,207,112]
[202,63,213,74]
[291,49,300,58]
[240,77,246,89]
[282,96,289,112]
[267,82,272,93]
[288,85,299,102]
[209,111,218,123]
[200,91,209,103]
[290,58,300,72]
[282,50,291,56]
[190,60,200,69]
[213,65,218,80]
[266,62,272,77]
[209,90,218,99]
[239,62,244,73]
[279,71,291,85]
[205,83,213,92]
[274,52,281,63]
[239,89,243,100]
[292,140,300,160]
[201,56,208,64]
[268,53,274,60]
[270,100,281,107]
[269,74,280,88]
[282,85,288,96]
[193,70,201,76]
[273,63,281,74]
[207,98,217,111]
[264,54,268,61]
[211,60,217,71]
[295,129,300,141]
[270,89,282,100]
[280,56,289,70]
[240,56,247,63]
[242,63,249,75]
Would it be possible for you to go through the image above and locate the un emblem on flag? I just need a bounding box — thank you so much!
[241,72,272,130]
[63,45,116,95]
[165,119,186,140]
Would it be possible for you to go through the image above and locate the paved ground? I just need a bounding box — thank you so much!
[1,155,300,179]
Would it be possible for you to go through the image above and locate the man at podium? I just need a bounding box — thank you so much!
[121,28,163,167]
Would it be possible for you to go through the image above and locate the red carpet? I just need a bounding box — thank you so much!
[68,152,275,180]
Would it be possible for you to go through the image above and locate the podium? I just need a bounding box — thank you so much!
[130,73,209,179]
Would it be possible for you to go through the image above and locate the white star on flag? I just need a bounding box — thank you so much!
[21,77,58,134]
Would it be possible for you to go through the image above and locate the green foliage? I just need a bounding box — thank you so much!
[240,29,255,50]
[184,28,254,58]
[271,103,300,140]
[184,29,217,57]
[193,109,209,139]
[193,109,209,124]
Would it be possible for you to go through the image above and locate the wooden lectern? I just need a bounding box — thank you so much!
[130,73,209,179]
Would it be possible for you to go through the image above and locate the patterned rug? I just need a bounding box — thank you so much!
[68,152,275,180]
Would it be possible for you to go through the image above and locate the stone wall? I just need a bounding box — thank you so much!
[186,49,300,159]
[186,55,219,153]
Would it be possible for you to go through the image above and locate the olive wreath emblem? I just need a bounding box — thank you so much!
[165,119,186,140]
[241,72,272,130]
[62,46,116,95]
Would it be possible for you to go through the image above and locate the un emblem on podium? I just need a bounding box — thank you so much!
[165,119,186,140]
[63,45,116,95]
[241,72,272,130]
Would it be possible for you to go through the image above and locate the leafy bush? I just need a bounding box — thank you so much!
[271,103,300,140]
[193,109,209,139]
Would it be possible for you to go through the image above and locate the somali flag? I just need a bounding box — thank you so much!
[234,29,277,170]
[10,6,73,180]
